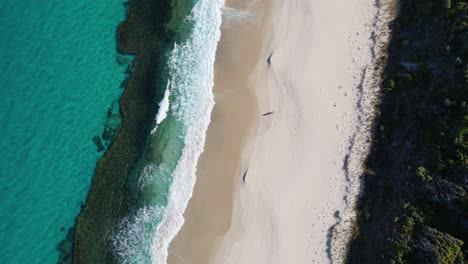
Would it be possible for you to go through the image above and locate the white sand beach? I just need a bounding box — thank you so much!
[168,0,395,263]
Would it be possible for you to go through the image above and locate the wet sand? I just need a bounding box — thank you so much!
[167,1,270,263]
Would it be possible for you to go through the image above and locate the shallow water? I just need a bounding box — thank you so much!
[0,0,127,262]
[112,0,224,262]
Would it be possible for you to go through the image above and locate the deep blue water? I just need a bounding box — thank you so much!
[0,0,127,262]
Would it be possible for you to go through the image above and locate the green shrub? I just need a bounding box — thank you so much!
[402,217,415,235]
[417,166,433,182]
[454,128,468,148]
[389,79,396,91]
[444,0,452,10]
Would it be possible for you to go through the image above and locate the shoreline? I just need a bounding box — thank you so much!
[72,0,173,262]
[167,1,270,263]
[169,0,395,263]
[72,1,225,263]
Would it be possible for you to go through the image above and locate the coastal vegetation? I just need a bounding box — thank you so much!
[347,0,467,263]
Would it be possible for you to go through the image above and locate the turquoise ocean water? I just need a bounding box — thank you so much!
[111,1,224,262]
[0,1,127,263]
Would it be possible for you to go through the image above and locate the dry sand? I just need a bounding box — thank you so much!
[168,0,395,263]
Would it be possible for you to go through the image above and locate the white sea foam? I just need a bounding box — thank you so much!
[113,205,164,264]
[151,85,171,135]
[221,6,255,22]
[150,0,224,262]
[157,87,171,125]
[113,0,224,263]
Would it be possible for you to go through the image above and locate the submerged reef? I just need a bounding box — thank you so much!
[347,0,467,263]
[64,0,194,263]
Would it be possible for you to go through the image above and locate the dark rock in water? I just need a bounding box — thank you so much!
[92,136,105,152]
[101,128,112,142]
[100,101,122,144]
[56,240,72,264]
[103,114,121,142]
[124,63,134,75]
[60,227,65,231]
[72,0,179,262]
[106,114,121,130]
[120,76,129,89]
[56,227,75,264]
[106,100,119,119]
[116,54,132,66]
